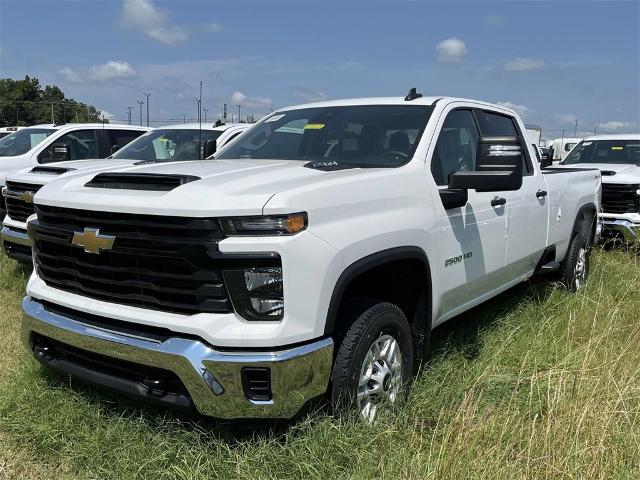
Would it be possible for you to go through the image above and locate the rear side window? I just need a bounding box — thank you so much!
[107,130,146,151]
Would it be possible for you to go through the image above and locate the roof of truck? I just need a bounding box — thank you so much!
[25,123,150,131]
[582,134,640,141]
[153,122,248,131]
[280,96,510,111]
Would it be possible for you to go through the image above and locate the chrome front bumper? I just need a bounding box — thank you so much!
[22,297,334,419]
[601,218,640,241]
[1,225,32,262]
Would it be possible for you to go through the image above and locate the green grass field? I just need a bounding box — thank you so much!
[0,249,639,479]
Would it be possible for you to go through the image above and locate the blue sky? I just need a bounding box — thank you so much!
[1,0,638,137]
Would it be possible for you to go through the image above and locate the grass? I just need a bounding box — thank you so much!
[0,249,639,479]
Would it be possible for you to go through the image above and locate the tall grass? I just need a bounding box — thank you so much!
[0,249,638,479]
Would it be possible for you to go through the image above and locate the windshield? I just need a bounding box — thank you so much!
[112,129,223,162]
[563,139,640,165]
[0,128,55,157]
[216,105,433,167]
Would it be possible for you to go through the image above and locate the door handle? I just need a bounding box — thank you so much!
[491,197,507,207]
[536,190,548,199]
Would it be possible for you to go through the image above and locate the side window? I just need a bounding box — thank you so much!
[107,130,145,152]
[38,129,100,163]
[431,110,479,186]
[475,110,532,174]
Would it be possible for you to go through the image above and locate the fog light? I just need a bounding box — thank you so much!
[224,267,284,321]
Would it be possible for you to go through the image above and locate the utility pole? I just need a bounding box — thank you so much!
[574,119,578,137]
[144,92,151,126]
[203,108,209,122]
[594,122,598,135]
[127,106,134,125]
[236,104,241,123]
[198,81,203,159]
[51,102,55,124]
[137,100,145,126]
[223,103,228,122]
[183,113,186,124]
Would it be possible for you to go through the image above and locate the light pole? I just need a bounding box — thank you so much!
[236,104,241,123]
[127,106,134,125]
[144,92,151,126]
[137,100,145,126]
[203,108,209,122]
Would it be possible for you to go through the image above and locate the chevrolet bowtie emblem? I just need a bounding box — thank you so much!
[19,191,35,203]
[71,228,116,254]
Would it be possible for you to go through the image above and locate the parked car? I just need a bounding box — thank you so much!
[1,122,249,262]
[22,93,601,424]
[0,123,149,218]
[0,126,24,139]
[559,134,640,242]
[549,137,583,163]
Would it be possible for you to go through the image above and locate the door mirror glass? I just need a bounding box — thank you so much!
[448,136,523,192]
[50,143,71,162]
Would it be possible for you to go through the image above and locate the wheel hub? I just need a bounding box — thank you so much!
[357,334,403,424]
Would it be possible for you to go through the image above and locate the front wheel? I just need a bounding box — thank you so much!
[330,302,414,424]
[560,232,590,292]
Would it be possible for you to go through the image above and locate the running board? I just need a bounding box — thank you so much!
[540,261,560,273]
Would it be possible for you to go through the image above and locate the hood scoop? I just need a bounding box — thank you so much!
[601,170,617,176]
[85,172,200,191]
[30,166,76,175]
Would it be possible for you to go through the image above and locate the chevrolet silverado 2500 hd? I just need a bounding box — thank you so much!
[559,134,640,242]
[22,93,601,423]
[1,122,249,262]
[0,123,149,218]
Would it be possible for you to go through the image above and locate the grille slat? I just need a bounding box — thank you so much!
[5,181,43,222]
[32,205,235,315]
[601,184,639,214]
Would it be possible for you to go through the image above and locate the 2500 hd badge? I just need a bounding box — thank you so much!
[445,252,473,267]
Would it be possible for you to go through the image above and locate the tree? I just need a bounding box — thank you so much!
[0,76,105,127]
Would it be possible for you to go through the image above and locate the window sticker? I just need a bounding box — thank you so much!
[265,114,285,123]
[304,123,325,130]
[611,146,624,150]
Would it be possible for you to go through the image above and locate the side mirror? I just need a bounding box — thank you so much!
[448,136,523,192]
[47,143,70,162]
[203,139,217,159]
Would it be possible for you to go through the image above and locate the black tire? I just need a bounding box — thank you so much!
[330,302,414,422]
[560,232,590,292]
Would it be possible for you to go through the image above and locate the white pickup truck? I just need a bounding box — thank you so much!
[22,93,601,423]
[0,123,150,219]
[1,122,249,262]
[560,134,640,242]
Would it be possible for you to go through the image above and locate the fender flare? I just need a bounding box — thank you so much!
[571,202,598,244]
[323,246,433,336]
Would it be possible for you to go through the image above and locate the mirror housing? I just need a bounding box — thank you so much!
[203,139,217,159]
[47,143,70,162]
[448,136,523,192]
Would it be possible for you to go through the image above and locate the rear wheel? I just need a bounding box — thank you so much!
[330,302,414,424]
[560,232,589,292]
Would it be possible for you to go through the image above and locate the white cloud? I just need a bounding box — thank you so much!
[99,109,115,120]
[597,121,632,132]
[204,22,222,33]
[57,67,81,83]
[436,38,467,63]
[554,113,578,126]
[497,101,530,119]
[121,0,188,46]
[230,91,273,110]
[88,61,136,81]
[504,58,545,72]
[292,88,328,103]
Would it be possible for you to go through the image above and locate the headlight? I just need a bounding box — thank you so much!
[224,267,284,321]
[220,213,307,236]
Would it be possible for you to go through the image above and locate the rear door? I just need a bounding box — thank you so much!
[429,107,509,320]
[475,109,548,276]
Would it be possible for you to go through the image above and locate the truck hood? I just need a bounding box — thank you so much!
[34,159,330,216]
[0,154,31,185]
[557,163,640,184]
[7,159,137,187]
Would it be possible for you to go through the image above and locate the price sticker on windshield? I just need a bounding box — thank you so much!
[304,123,325,130]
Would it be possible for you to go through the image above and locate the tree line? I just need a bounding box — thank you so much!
[0,76,106,127]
